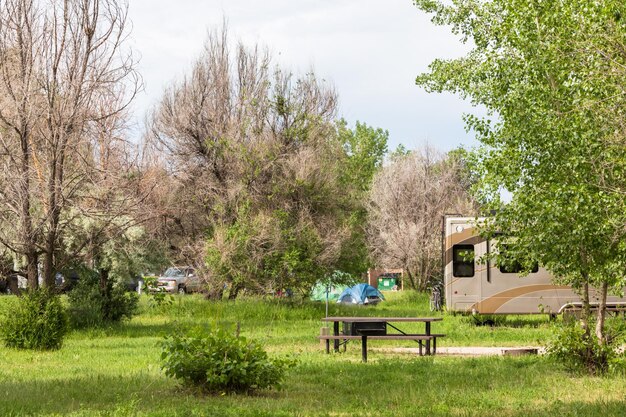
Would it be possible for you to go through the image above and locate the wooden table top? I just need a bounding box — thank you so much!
[321,317,443,323]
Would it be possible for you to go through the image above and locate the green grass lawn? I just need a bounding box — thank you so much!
[0,291,624,416]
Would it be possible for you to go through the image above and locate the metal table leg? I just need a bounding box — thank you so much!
[361,335,368,363]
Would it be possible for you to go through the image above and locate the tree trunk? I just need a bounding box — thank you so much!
[42,147,64,288]
[420,260,430,291]
[20,129,38,290]
[405,268,417,290]
[228,281,241,300]
[42,239,56,288]
[206,285,224,301]
[580,279,591,338]
[25,250,39,290]
[100,267,110,294]
[99,267,111,320]
[595,281,608,345]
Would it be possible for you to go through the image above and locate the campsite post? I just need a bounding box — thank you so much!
[325,283,329,319]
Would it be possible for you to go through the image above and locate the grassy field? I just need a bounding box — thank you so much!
[0,291,625,416]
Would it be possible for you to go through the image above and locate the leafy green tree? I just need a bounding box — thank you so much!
[388,144,411,160]
[337,119,388,194]
[335,120,388,275]
[414,0,626,368]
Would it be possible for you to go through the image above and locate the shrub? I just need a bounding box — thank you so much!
[160,328,296,393]
[68,271,138,329]
[545,318,626,374]
[143,275,173,308]
[469,314,506,327]
[0,288,68,350]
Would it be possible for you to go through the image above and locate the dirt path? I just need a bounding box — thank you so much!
[379,346,543,356]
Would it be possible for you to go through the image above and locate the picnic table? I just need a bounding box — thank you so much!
[319,317,444,362]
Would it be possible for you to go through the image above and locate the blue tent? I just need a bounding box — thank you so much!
[337,283,385,305]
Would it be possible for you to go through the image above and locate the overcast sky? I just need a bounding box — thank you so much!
[128,0,479,152]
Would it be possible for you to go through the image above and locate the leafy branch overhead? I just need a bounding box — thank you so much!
[415,0,626,369]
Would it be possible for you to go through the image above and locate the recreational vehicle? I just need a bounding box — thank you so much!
[443,216,626,315]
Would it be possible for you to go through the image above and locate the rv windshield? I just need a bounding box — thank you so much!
[163,267,184,278]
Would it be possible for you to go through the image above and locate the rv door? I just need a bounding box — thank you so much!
[444,217,484,313]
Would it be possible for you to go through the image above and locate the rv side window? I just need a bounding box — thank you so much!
[453,245,475,277]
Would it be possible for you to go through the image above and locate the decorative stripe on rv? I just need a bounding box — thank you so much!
[472,284,571,314]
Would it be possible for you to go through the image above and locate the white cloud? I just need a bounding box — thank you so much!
[128,0,480,151]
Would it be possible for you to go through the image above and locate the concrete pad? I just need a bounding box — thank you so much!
[378,346,544,356]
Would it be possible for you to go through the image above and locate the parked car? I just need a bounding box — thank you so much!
[0,274,25,294]
[55,270,80,293]
[154,266,202,294]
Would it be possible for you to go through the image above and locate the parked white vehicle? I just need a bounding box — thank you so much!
[443,216,626,315]
[154,266,202,294]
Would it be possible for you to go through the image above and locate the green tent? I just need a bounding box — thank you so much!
[310,282,348,302]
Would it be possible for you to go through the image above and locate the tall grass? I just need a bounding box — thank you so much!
[0,291,623,416]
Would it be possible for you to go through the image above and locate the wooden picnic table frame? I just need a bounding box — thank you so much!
[320,317,444,362]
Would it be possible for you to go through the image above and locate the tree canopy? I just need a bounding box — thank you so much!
[149,29,388,297]
[414,0,626,354]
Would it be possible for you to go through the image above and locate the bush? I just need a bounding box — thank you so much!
[68,271,138,329]
[469,314,506,327]
[0,289,68,350]
[161,328,296,393]
[143,275,174,308]
[545,318,626,374]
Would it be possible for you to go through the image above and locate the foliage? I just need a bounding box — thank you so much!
[367,146,476,290]
[469,314,506,327]
[143,275,174,307]
[62,215,168,295]
[335,120,389,275]
[68,271,138,329]
[320,270,359,287]
[336,118,388,194]
[546,317,626,374]
[389,143,411,160]
[63,219,149,327]
[160,328,296,393]
[414,0,626,351]
[151,29,388,297]
[0,289,68,350]
[206,203,331,297]
[2,294,626,416]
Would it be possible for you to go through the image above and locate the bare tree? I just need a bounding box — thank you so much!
[147,27,355,297]
[367,146,476,290]
[0,0,139,288]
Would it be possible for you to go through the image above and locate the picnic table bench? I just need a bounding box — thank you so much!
[319,317,444,362]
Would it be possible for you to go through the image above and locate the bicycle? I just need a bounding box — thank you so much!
[429,282,443,312]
